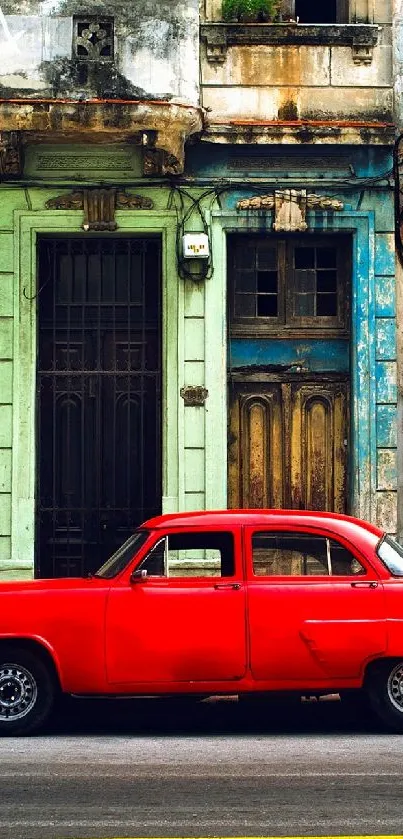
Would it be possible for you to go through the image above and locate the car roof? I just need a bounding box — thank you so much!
[141,509,384,538]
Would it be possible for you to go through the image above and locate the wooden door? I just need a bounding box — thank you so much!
[227,233,351,515]
[228,379,349,513]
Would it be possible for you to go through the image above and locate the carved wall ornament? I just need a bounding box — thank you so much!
[0,131,23,179]
[352,42,373,64]
[73,17,114,61]
[236,190,344,232]
[143,148,182,176]
[180,386,209,407]
[45,189,154,231]
[36,153,134,172]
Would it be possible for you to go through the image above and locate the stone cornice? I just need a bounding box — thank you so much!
[202,121,395,146]
[0,100,204,175]
[201,22,379,63]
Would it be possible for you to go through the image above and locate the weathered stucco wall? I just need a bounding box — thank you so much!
[201,1,392,123]
[0,0,199,103]
[201,38,393,122]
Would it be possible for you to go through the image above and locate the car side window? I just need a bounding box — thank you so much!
[252,532,366,577]
[138,532,235,578]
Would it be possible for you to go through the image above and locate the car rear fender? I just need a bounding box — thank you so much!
[0,634,63,691]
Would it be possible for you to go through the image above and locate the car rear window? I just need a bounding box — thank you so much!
[252,532,365,576]
[377,535,403,576]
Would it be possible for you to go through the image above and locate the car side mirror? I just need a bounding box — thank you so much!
[130,568,148,584]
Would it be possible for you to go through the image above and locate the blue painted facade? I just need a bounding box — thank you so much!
[230,339,350,373]
[187,143,397,530]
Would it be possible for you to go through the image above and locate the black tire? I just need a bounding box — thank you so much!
[0,647,56,736]
[367,659,403,732]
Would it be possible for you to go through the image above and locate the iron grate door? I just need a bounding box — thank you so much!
[36,237,162,578]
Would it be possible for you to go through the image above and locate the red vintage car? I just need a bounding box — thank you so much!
[2,509,403,735]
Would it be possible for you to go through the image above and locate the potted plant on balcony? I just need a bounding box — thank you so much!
[222,0,281,22]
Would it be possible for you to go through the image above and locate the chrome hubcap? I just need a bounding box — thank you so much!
[0,664,37,721]
[387,664,403,713]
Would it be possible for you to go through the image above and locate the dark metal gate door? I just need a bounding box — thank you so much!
[37,237,162,578]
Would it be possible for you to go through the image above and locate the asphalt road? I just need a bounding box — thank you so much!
[1,697,403,839]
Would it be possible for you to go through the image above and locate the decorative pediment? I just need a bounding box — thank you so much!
[45,188,153,231]
[236,189,343,232]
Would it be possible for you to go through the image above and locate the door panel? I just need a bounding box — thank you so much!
[290,381,348,511]
[228,386,284,508]
[247,579,386,681]
[105,529,247,684]
[229,380,348,513]
[245,527,387,682]
[106,581,248,684]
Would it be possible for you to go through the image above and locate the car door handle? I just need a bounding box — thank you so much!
[214,583,241,590]
[351,581,378,589]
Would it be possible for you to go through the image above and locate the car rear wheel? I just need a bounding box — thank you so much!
[0,648,56,736]
[367,659,403,732]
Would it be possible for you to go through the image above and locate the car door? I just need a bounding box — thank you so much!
[245,526,387,682]
[105,527,247,684]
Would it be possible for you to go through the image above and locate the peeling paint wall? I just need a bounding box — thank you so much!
[201,45,393,123]
[0,0,199,103]
[393,0,403,542]
[374,232,398,532]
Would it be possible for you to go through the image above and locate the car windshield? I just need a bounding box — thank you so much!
[377,535,403,577]
[94,530,150,579]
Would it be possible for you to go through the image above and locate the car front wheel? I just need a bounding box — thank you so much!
[367,659,403,732]
[0,648,56,736]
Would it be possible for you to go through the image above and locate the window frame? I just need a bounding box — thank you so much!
[228,234,350,337]
[282,0,349,23]
[133,528,238,581]
[245,526,376,581]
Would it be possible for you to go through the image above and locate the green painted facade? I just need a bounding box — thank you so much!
[0,144,228,578]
